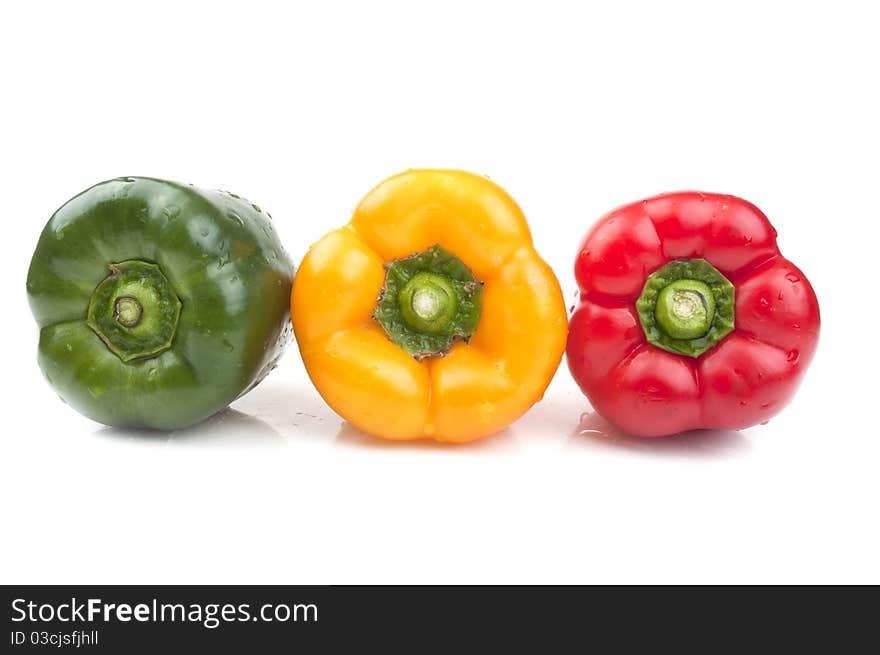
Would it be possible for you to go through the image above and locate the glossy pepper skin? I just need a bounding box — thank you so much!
[567,192,819,437]
[292,169,567,442]
[27,177,294,429]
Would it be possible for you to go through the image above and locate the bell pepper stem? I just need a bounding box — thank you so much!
[654,279,716,340]
[636,258,735,358]
[374,245,482,359]
[87,259,182,363]
[114,296,144,328]
[398,272,459,334]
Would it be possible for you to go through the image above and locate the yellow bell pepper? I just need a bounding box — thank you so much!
[291,170,567,442]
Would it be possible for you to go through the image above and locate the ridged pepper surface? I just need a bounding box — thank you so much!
[27,177,294,429]
[293,170,567,442]
[567,192,820,437]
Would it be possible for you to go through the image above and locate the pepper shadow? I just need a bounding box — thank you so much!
[511,387,594,448]
[567,411,752,458]
[230,379,337,442]
[333,421,522,453]
[94,407,285,448]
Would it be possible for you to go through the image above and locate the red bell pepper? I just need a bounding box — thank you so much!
[567,191,820,437]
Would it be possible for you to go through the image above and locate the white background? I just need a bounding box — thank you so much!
[1,1,877,584]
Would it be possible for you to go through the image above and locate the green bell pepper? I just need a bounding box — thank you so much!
[26,177,294,429]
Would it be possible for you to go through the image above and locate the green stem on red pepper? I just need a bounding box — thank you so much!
[636,258,735,358]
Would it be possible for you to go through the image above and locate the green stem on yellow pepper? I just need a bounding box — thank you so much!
[374,244,482,359]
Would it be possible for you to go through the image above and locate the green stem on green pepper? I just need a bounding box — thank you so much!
[87,259,182,362]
